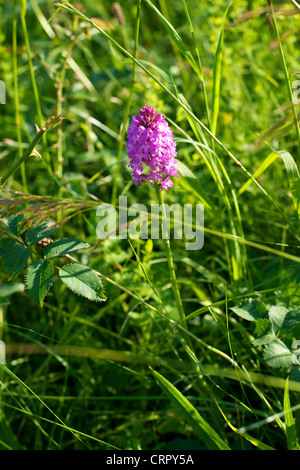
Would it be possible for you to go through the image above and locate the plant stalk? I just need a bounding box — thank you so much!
[154,184,186,327]
[1,116,62,192]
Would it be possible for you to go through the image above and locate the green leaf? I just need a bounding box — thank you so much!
[0,238,16,255]
[6,213,24,237]
[282,309,300,332]
[284,377,299,450]
[25,259,54,306]
[59,263,106,302]
[268,305,289,333]
[3,244,30,279]
[231,298,268,322]
[253,318,272,337]
[44,238,90,259]
[263,339,293,369]
[252,318,275,346]
[25,221,58,246]
[150,367,230,450]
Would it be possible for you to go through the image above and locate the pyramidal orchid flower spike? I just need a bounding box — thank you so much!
[126,106,178,190]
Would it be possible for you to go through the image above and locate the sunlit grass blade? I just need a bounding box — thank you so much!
[216,402,275,450]
[150,367,230,450]
[237,152,279,197]
[211,2,231,136]
[284,377,299,450]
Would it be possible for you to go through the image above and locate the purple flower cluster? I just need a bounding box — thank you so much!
[126,106,178,190]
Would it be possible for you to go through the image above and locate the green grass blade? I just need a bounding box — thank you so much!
[150,367,230,450]
[284,377,299,450]
[211,2,231,136]
[144,0,202,80]
[216,402,275,450]
[237,152,279,197]
[269,0,300,153]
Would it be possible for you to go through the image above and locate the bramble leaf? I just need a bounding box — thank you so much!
[59,263,106,302]
[268,305,289,333]
[25,221,58,245]
[263,339,293,369]
[252,318,275,346]
[231,298,268,322]
[0,238,16,255]
[6,213,24,237]
[44,238,90,259]
[25,259,54,306]
[282,309,300,332]
[3,244,30,279]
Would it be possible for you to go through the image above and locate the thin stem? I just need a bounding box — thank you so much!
[56,37,77,178]
[19,0,54,180]
[111,0,141,206]
[1,129,46,191]
[154,184,186,326]
[0,115,62,192]
[13,0,27,192]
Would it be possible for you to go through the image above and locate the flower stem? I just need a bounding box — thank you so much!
[154,184,186,327]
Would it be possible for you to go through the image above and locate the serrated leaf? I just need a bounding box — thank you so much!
[6,213,24,237]
[231,298,268,322]
[0,238,16,255]
[3,244,30,279]
[282,309,300,332]
[25,259,54,306]
[263,339,293,369]
[44,238,90,259]
[59,263,106,302]
[25,221,58,246]
[268,305,289,333]
[253,318,275,346]
[253,318,272,337]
